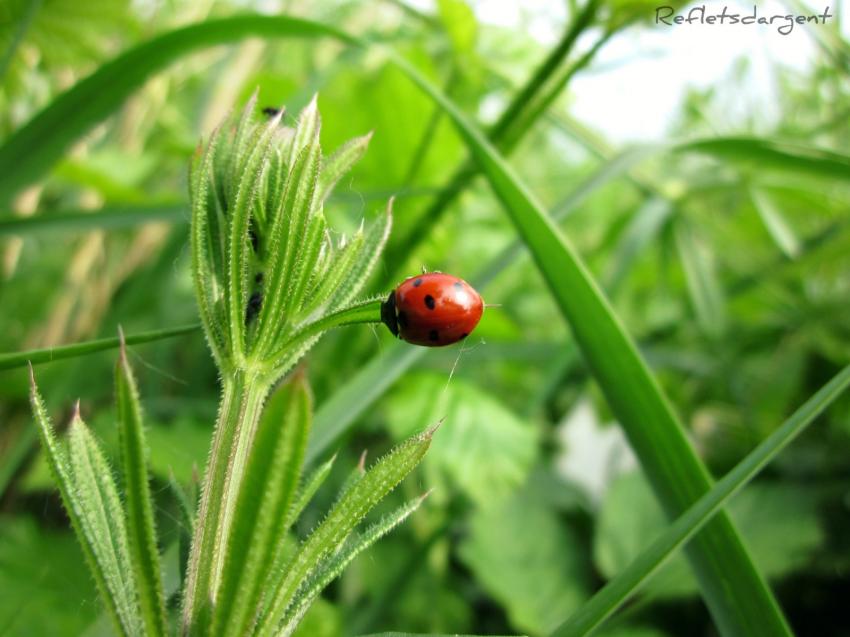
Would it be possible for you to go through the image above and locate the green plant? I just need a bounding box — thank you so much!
[28,97,438,637]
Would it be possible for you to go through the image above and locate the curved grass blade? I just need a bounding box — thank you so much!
[552,363,850,637]
[115,333,167,637]
[389,52,793,637]
[678,137,850,182]
[0,323,199,371]
[0,16,357,207]
[0,204,184,236]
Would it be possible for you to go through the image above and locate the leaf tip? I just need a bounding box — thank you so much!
[357,449,368,474]
[117,325,127,363]
[27,361,36,392]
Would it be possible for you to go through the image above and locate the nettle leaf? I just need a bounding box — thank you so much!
[594,472,824,600]
[115,337,168,637]
[386,372,538,506]
[257,426,436,636]
[459,479,590,636]
[29,368,143,637]
[211,374,312,637]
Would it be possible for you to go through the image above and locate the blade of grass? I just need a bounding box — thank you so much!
[0,323,200,371]
[678,137,850,182]
[390,52,793,637]
[0,204,185,236]
[0,16,357,208]
[115,332,168,637]
[552,363,850,637]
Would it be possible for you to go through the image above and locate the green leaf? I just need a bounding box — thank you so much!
[212,373,312,637]
[459,480,589,635]
[437,0,478,55]
[386,373,538,506]
[0,15,357,208]
[317,132,373,205]
[289,453,337,526]
[677,137,850,183]
[0,204,184,236]
[674,219,727,337]
[279,496,429,636]
[115,336,167,637]
[258,426,435,636]
[389,53,792,637]
[29,369,143,636]
[552,363,850,636]
[0,515,99,637]
[750,187,801,258]
[595,474,823,599]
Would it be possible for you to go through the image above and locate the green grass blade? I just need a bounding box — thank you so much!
[390,53,793,637]
[0,15,356,207]
[211,373,312,637]
[0,204,184,236]
[677,136,850,182]
[0,323,199,371]
[750,187,802,258]
[258,426,435,636]
[552,364,850,637]
[115,334,168,637]
[674,219,727,337]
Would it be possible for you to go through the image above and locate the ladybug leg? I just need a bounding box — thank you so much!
[380,290,399,337]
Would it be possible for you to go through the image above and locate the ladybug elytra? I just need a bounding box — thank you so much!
[381,273,484,346]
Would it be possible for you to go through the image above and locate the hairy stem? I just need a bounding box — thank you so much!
[182,370,271,635]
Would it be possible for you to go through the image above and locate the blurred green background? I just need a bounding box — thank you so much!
[1,0,849,635]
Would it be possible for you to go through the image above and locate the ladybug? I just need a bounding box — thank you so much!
[381,273,484,346]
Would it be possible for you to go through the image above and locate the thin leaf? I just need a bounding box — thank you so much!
[674,219,727,337]
[678,137,850,183]
[750,187,801,258]
[115,334,168,637]
[278,495,429,637]
[317,132,373,204]
[288,453,337,526]
[552,364,850,637]
[212,373,312,637]
[0,204,184,236]
[258,426,435,636]
[0,15,357,207]
[28,372,132,636]
[390,53,792,637]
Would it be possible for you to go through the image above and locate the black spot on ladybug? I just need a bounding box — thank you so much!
[262,106,281,117]
[429,330,439,342]
[413,278,423,287]
[246,292,262,324]
[453,281,463,289]
[397,311,409,329]
[424,295,436,310]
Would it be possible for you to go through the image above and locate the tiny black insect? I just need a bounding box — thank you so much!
[262,106,281,117]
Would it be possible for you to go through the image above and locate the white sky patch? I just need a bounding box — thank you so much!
[408,0,845,142]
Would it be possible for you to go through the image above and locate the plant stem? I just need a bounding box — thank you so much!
[182,369,271,635]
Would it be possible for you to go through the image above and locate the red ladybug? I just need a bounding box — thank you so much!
[381,273,484,346]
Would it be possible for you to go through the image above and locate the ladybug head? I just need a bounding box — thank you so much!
[380,290,399,337]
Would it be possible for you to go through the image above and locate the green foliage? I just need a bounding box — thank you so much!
[460,480,590,635]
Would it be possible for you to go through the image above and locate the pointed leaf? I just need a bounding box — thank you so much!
[750,187,801,258]
[279,495,428,636]
[115,339,168,637]
[674,219,727,337]
[258,425,435,635]
[316,132,373,205]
